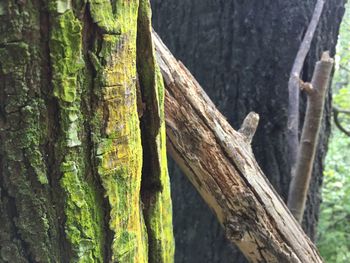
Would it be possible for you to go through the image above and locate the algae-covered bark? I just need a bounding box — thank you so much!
[0,0,174,262]
[0,1,61,262]
[87,0,148,262]
[137,1,175,262]
[49,2,105,261]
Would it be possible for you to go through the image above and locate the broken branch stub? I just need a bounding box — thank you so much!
[238,112,260,144]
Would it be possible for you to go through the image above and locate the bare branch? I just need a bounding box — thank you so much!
[333,107,350,136]
[334,106,350,115]
[288,52,334,222]
[287,0,326,170]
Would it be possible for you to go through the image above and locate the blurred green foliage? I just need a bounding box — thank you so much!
[318,131,350,262]
[317,2,350,262]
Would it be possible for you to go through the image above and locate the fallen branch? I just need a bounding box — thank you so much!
[153,31,323,263]
[288,52,334,222]
[287,0,326,171]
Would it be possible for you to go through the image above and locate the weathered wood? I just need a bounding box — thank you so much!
[153,31,323,263]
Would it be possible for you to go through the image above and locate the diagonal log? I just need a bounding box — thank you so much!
[153,31,323,263]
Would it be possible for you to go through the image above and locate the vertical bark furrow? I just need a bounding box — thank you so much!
[82,4,113,262]
[40,2,71,260]
[137,1,175,262]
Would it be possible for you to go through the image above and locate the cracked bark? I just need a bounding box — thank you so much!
[154,32,323,263]
[0,1,174,262]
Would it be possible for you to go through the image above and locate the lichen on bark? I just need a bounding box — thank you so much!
[87,0,148,262]
[49,2,105,261]
[0,0,174,262]
[0,1,60,262]
[137,0,175,262]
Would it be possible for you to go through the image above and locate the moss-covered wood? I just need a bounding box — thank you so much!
[0,1,61,262]
[137,1,174,262]
[0,0,174,262]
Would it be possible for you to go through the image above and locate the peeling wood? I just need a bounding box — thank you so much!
[153,31,324,263]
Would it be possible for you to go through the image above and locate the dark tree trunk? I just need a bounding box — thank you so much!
[151,0,345,262]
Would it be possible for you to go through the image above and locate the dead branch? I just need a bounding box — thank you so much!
[288,52,334,222]
[153,31,323,263]
[287,0,326,171]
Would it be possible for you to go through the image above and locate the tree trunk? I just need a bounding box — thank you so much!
[151,0,345,262]
[0,1,174,262]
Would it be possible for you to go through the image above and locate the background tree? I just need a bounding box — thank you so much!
[0,1,174,262]
[152,0,345,262]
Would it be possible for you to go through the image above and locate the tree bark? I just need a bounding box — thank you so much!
[0,1,174,262]
[154,32,323,263]
[151,0,345,261]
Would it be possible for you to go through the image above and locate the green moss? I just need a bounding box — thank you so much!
[0,0,174,262]
[0,2,60,261]
[56,0,72,13]
[49,2,105,261]
[89,0,120,34]
[60,160,103,262]
[136,0,175,262]
[88,0,151,262]
[50,9,84,104]
[145,69,175,262]
[0,43,49,186]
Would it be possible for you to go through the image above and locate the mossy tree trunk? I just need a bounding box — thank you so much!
[0,1,174,262]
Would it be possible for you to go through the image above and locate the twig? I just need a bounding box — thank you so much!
[334,107,350,115]
[333,107,350,136]
[287,0,326,170]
